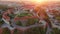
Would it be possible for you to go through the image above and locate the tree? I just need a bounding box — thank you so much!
[13,29,22,34]
[2,28,11,34]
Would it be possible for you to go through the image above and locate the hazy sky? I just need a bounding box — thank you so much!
[0,0,60,3]
[0,0,60,1]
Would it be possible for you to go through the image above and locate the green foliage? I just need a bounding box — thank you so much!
[2,28,11,34]
[0,14,2,19]
[16,21,22,26]
[13,29,19,34]
[26,18,39,26]
[17,13,32,17]
[13,29,22,34]
[51,28,60,34]
[25,27,41,34]
[25,27,47,34]
[39,27,47,34]
[0,20,4,26]
[8,14,15,19]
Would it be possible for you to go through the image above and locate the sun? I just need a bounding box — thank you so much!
[32,0,44,2]
[31,0,46,3]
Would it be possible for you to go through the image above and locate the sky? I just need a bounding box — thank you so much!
[0,0,60,4]
[0,0,60,2]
